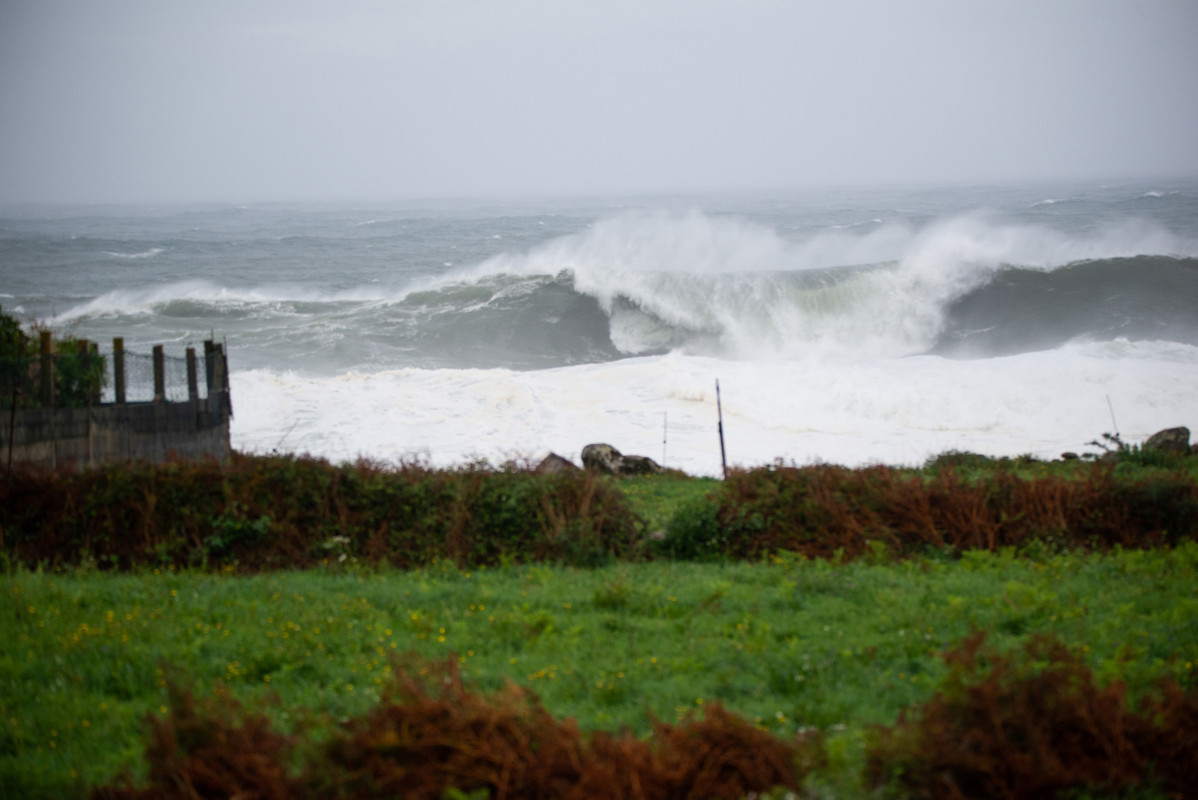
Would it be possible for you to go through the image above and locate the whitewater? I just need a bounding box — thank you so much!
[3,180,1197,476]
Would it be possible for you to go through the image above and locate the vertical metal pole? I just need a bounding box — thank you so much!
[662,411,667,468]
[716,380,728,480]
[153,345,165,402]
[7,390,14,471]
[113,338,126,404]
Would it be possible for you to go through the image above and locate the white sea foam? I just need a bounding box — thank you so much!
[231,341,1198,477]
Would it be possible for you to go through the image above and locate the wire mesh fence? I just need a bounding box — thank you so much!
[0,344,223,409]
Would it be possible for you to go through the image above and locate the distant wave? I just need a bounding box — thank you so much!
[55,280,390,320]
[105,247,165,259]
[829,218,883,229]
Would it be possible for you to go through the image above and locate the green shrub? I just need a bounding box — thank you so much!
[656,492,724,560]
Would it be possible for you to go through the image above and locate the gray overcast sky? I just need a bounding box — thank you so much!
[1,0,1196,204]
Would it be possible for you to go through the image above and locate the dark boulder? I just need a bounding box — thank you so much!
[619,455,664,476]
[535,452,579,474]
[1144,427,1190,454]
[581,443,621,474]
[581,443,662,476]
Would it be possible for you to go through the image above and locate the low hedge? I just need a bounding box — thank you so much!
[0,454,642,571]
[656,463,1198,561]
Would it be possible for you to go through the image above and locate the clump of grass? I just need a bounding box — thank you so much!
[616,473,718,536]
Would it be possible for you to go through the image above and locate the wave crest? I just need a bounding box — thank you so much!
[456,209,1198,360]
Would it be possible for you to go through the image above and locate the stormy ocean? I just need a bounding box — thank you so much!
[3,179,1197,476]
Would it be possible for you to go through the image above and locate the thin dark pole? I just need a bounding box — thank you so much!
[7,386,15,471]
[716,380,728,480]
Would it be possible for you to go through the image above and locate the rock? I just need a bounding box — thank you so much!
[535,453,579,474]
[581,443,624,475]
[619,454,663,475]
[581,443,663,476]
[1144,427,1190,454]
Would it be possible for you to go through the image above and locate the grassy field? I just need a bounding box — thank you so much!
[3,540,1196,798]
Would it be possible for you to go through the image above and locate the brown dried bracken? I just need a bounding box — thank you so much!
[712,463,1196,561]
[93,654,823,800]
[864,631,1198,800]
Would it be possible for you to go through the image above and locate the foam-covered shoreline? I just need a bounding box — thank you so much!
[231,340,1198,478]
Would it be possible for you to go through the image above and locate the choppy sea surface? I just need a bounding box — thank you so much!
[3,180,1197,475]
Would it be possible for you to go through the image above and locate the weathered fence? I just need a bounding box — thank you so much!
[1,335,232,469]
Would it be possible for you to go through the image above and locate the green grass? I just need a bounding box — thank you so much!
[616,473,719,533]
[3,544,1196,798]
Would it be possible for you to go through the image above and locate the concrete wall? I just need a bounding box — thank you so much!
[1,396,231,469]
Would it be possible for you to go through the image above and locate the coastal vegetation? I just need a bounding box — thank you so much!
[3,450,1195,573]
[1,449,1196,798]
[1,309,107,409]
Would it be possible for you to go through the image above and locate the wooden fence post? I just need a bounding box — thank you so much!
[203,340,215,393]
[113,338,126,404]
[211,343,228,418]
[186,347,198,402]
[153,345,165,402]
[89,341,101,405]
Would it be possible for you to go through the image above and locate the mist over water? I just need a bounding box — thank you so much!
[4,180,1197,475]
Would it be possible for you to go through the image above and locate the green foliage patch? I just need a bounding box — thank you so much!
[0,309,106,408]
[2,545,1195,797]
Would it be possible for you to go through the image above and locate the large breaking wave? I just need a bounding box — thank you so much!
[54,209,1198,369]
